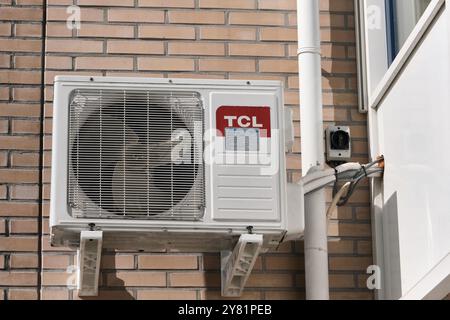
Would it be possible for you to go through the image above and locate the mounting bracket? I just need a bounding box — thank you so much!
[221,233,263,297]
[77,230,103,297]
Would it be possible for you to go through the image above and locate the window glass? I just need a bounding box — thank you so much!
[386,0,431,63]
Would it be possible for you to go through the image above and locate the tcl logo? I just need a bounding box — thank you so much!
[224,115,263,128]
[216,106,271,137]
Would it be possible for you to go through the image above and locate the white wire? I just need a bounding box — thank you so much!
[301,168,335,185]
[326,182,351,219]
[303,175,336,194]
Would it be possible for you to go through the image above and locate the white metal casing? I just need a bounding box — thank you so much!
[50,76,304,252]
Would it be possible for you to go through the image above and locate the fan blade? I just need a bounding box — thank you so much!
[101,114,139,146]
[147,139,176,168]
[112,158,172,215]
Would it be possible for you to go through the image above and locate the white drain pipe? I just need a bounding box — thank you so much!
[297,0,330,300]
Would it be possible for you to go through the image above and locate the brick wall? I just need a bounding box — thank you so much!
[0,0,44,300]
[1,0,373,300]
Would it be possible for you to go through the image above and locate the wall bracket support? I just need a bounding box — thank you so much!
[221,233,263,297]
[77,230,103,297]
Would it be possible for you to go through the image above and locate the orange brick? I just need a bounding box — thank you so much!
[168,42,225,56]
[75,290,135,300]
[139,25,195,39]
[322,60,356,74]
[0,152,7,167]
[260,27,297,41]
[200,290,262,300]
[107,40,164,54]
[0,23,11,36]
[0,202,38,217]
[10,184,39,200]
[41,288,69,300]
[47,7,104,22]
[15,24,42,37]
[46,39,103,53]
[259,59,297,73]
[259,0,296,10]
[169,272,220,287]
[320,13,346,28]
[10,152,39,167]
[265,256,304,271]
[229,12,285,26]
[46,22,72,37]
[199,59,255,72]
[168,11,225,25]
[8,289,38,300]
[0,236,38,251]
[337,223,371,237]
[199,26,256,40]
[321,29,355,43]
[229,43,285,57]
[78,0,134,5]
[0,55,10,68]
[329,274,356,288]
[41,271,72,286]
[330,291,373,300]
[0,8,43,21]
[42,254,71,269]
[139,255,198,270]
[101,254,135,269]
[329,257,373,271]
[0,136,39,150]
[0,272,38,286]
[0,39,41,52]
[107,271,166,286]
[138,57,194,71]
[328,240,354,254]
[45,56,72,69]
[0,255,4,267]
[12,88,41,102]
[16,0,43,3]
[12,119,41,133]
[137,289,197,300]
[199,0,255,9]
[14,56,41,69]
[108,9,165,23]
[0,70,40,84]
[265,291,304,300]
[0,169,39,183]
[9,218,38,233]
[78,24,134,38]
[246,273,293,288]
[0,120,8,133]
[167,73,225,79]
[10,254,39,268]
[320,0,355,12]
[284,90,299,105]
[357,241,373,255]
[76,57,134,70]
[138,0,195,8]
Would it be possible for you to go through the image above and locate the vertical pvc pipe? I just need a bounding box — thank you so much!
[297,0,330,300]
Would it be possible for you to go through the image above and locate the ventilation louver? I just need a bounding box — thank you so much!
[67,89,204,220]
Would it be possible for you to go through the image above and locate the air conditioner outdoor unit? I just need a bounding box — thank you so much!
[50,76,304,296]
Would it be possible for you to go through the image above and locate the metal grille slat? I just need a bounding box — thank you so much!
[68,89,204,220]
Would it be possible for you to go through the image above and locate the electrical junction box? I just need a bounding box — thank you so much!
[326,125,352,162]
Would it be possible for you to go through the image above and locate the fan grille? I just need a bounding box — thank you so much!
[67,88,204,220]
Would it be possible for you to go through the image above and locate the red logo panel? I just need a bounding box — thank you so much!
[216,106,271,138]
